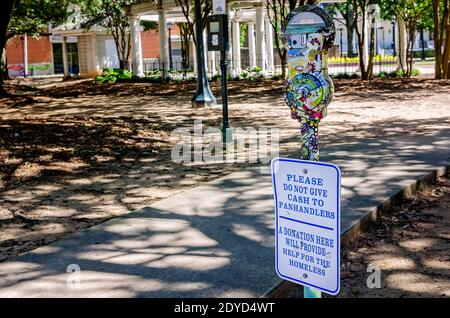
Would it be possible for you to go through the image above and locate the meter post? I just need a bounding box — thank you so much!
[220,14,230,143]
[281,4,336,298]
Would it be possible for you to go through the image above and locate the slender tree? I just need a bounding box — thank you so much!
[80,0,134,70]
[330,0,356,57]
[177,22,192,74]
[174,0,212,45]
[379,0,429,77]
[0,0,74,95]
[431,0,450,78]
[352,0,377,80]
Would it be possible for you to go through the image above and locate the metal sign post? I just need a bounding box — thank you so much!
[207,9,231,143]
[272,158,341,297]
[279,4,337,298]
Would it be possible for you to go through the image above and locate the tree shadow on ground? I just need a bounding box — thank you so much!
[0,115,448,297]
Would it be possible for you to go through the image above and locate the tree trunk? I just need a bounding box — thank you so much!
[442,19,450,78]
[281,51,287,79]
[407,26,416,77]
[442,1,450,78]
[443,32,450,78]
[397,17,408,75]
[0,0,16,96]
[367,25,375,79]
[355,17,367,79]
[432,0,442,79]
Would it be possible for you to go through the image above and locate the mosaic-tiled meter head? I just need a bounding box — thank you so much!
[282,5,335,160]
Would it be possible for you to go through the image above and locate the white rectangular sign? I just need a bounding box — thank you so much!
[212,0,226,15]
[271,157,341,295]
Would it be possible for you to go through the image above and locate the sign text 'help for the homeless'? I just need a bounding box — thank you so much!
[271,158,341,295]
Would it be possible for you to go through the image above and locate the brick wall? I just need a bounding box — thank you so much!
[141,24,180,59]
[6,35,53,64]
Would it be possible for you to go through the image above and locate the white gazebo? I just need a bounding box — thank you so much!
[126,0,351,77]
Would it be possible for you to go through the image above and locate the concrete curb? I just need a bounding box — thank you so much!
[262,165,450,298]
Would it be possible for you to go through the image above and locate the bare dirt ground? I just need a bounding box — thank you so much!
[285,176,450,298]
[0,77,449,263]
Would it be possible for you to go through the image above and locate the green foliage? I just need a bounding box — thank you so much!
[28,64,51,71]
[95,68,131,84]
[377,68,421,78]
[271,75,282,80]
[79,0,135,68]
[395,69,420,77]
[251,66,262,73]
[328,55,396,64]
[331,73,360,79]
[239,22,247,48]
[140,20,158,32]
[379,0,432,28]
[412,49,435,59]
[8,0,75,38]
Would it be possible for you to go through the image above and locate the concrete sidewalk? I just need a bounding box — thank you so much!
[0,121,449,297]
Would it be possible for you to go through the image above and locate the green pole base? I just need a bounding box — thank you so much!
[304,286,322,298]
[222,127,233,144]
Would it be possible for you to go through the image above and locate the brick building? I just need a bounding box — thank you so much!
[5,25,181,78]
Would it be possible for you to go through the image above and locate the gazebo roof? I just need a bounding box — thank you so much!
[132,0,345,23]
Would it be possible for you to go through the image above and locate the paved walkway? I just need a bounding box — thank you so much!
[0,118,449,297]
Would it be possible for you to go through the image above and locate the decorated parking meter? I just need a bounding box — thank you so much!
[282,5,335,161]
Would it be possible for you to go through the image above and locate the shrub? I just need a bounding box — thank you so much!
[412,69,421,76]
[271,75,282,80]
[96,68,132,84]
[412,49,435,59]
[252,66,262,73]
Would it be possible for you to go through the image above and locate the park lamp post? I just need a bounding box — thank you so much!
[167,22,174,71]
[192,0,216,108]
[338,28,343,57]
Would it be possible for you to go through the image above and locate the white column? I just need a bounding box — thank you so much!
[23,34,28,77]
[226,4,233,73]
[62,36,69,77]
[203,29,208,74]
[248,21,256,69]
[190,40,197,75]
[209,51,216,77]
[158,10,169,79]
[215,51,220,74]
[62,35,69,78]
[265,18,274,73]
[130,14,144,77]
[397,17,407,71]
[232,20,241,74]
[362,9,369,72]
[90,34,99,75]
[255,6,266,71]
